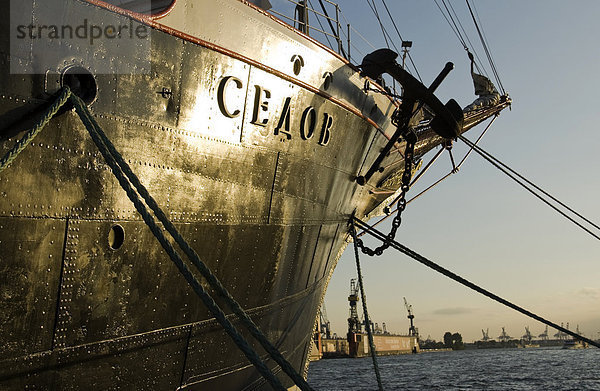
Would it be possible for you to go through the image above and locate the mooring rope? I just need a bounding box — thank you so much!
[0,88,71,172]
[72,93,290,390]
[353,217,600,349]
[350,221,384,391]
[73,94,314,391]
[459,134,600,242]
[0,87,314,391]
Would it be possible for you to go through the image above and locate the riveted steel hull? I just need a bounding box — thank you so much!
[0,0,491,389]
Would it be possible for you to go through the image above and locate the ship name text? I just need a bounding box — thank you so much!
[217,76,332,146]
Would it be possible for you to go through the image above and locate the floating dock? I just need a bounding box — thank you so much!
[320,334,419,358]
[348,333,419,358]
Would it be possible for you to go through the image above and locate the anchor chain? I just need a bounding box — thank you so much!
[355,128,417,256]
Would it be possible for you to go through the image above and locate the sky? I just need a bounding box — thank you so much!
[273,0,600,343]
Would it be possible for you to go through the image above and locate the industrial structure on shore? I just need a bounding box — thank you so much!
[473,324,591,349]
[313,279,419,359]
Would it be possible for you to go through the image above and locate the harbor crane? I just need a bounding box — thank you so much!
[319,304,331,339]
[374,323,382,334]
[554,322,567,340]
[404,297,418,337]
[538,325,548,341]
[498,327,511,342]
[481,328,490,341]
[522,326,532,343]
[347,279,361,334]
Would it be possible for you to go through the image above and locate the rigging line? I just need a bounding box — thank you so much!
[367,0,390,48]
[459,135,600,241]
[433,0,484,75]
[456,113,498,167]
[468,5,503,96]
[339,3,418,78]
[432,0,461,46]
[349,24,377,50]
[378,27,421,80]
[470,0,494,73]
[353,217,600,350]
[307,0,335,51]
[380,21,402,54]
[358,115,498,238]
[314,0,347,58]
[460,134,600,233]
[472,0,495,57]
[465,0,505,94]
[446,0,474,52]
[349,42,367,62]
[384,147,446,212]
[470,0,501,84]
[365,20,409,93]
[434,0,487,77]
[445,0,487,76]
[358,172,453,238]
[338,10,383,60]
[439,0,468,50]
[379,0,423,83]
[320,10,368,62]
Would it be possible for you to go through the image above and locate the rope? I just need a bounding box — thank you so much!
[359,115,498,238]
[465,0,505,94]
[339,12,376,56]
[379,0,423,82]
[471,1,503,92]
[433,0,486,76]
[367,0,389,49]
[1,86,314,390]
[70,95,314,391]
[459,135,600,242]
[350,221,384,391]
[0,88,71,172]
[439,0,468,50]
[314,0,347,58]
[446,0,486,75]
[70,95,289,391]
[353,217,600,349]
[307,0,335,51]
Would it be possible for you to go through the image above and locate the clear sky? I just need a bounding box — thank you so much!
[273,0,600,342]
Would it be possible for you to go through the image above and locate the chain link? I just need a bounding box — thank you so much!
[355,129,417,256]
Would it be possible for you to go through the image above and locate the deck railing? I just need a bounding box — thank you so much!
[267,0,351,61]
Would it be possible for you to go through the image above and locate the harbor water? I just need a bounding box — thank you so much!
[307,347,600,390]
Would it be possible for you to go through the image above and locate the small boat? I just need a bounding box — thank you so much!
[563,339,588,349]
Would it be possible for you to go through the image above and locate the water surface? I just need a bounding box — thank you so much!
[307,347,600,390]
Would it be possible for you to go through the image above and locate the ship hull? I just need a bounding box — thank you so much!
[0,0,411,389]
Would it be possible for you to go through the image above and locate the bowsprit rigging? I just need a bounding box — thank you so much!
[433,0,506,96]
